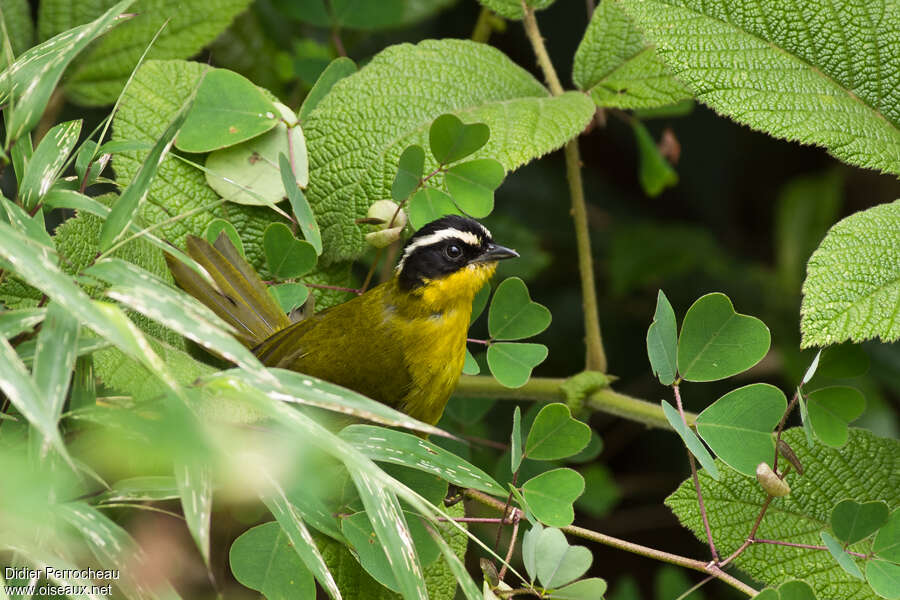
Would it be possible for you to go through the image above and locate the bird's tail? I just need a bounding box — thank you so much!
[165,234,291,348]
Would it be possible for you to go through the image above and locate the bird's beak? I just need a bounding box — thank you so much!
[472,243,519,264]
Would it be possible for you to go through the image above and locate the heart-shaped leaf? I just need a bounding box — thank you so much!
[462,348,481,375]
[550,578,609,600]
[270,283,309,314]
[205,115,308,206]
[429,113,490,164]
[392,145,425,202]
[408,187,460,230]
[873,509,900,563]
[777,580,816,600]
[489,277,551,340]
[340,510,440,592]
[522,468,585,527]
[229,522,315,599]
[807,386,866,447]
[695,383,786,476]
[205,219,244,257]
[821,531,865,580]
[521,522,543,582]
[279,154,321,254]
[524,403,591,461]
[866,559,900,600]
[532,526,592,588]
[471,283,491,324]
[677,292,771,381]
[177,68,279,153]
[831,499,889,545]
[646,289,677,385]
[444,158,505,218]
[661,400,719,480]
[263,223,317,279]
[487,342,548,388]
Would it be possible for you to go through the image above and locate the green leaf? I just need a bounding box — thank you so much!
[462,348,480,375]
[471,282,490,324]
[281,153,321,254]
[85,258,270,377]
[661,400,719,480]
[291,0,456,30]
[299,57,357,122]
[95,476,180,503]
[205,115,308,206]
[573,0,690,109]
[176,68,278,152]
[429,114,490,165]
[100,75,199,251]
[0,195,55,254]
[488,277,551,340]
[821,531,865,580]
[205,219,245,256]
[52,0,252,105]
[874,509,900,563]
[511,406,523,473]
[270,282,310,314]
[551,579,609,600]
[304,39,594,262]
[831,500,889,545]
[522,522,542,582]
[646,289,677,385]
[867,560,900,600]
[264,222,318,279]
[487,342,548,388]
[695,383,786,476]
[476,0,555,20]
[777,580,816,600]
[0,0,33,67]
[807,386,866,447]
[521,468,585,527]
[524,403,591,462]
[263,486,342,599]
[393,145,426,203]
[409,187,461,230]
[32,301,79,420]
[175,461,213,566]
[0,307,46,338]
[339,424,505,496]
[0,0,133,140]
[668,428,899,598]
[531,526,591,588]
[444,159,504,218]
[631,119,678,197]
[18,119,82,210]
[677,292,771,382]
[801,201,900,346]
[618,0,900,176]
[230,522,316,600]
[341,511,440,592]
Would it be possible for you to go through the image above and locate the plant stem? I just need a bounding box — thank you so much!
[520,2,606,372]
[773,389,800,472]
[720,496,772,568]
[465,489,758,598]
[498,511,520,581]
[674,384,718,562]
[455,375,696,430]
[471,6,494,43]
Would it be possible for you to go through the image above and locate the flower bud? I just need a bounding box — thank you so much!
[756,462,790,497]
[364,200,407,248]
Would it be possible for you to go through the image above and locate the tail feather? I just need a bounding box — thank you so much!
[166,234,291,348]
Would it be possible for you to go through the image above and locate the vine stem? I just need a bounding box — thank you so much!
[520,1,607,372]
[455,375,697,430]
[464,489,759,598]
[751,539,868,559]
[674,384,718,562]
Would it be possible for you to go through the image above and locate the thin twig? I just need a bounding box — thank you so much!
[674,575,715,600]
[674,385,718,562]
[498,511,521,581]
[520,1,606,371]
[303,282,362,295]
[719,496,772,568]
[751,538,868,558]
[773,390,800,471]
[464,489,759,598]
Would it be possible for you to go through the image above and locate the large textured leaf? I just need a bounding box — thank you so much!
[476,0,555,20]
[668,428,899,599]
[572,0,690,109]
[619,0,900,175]
[35,0,252,106]
[304,39,594,263]
[801,201,900,346]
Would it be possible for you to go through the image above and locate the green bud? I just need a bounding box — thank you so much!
[756,462,790,497]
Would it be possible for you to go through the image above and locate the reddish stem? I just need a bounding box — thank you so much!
[751,538,868,558]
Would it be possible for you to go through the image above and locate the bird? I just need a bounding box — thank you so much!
[166,215,518,425]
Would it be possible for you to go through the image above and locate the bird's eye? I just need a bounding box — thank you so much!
[445,244,463,259]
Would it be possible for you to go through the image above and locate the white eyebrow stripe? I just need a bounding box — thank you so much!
[396,228,484,272]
